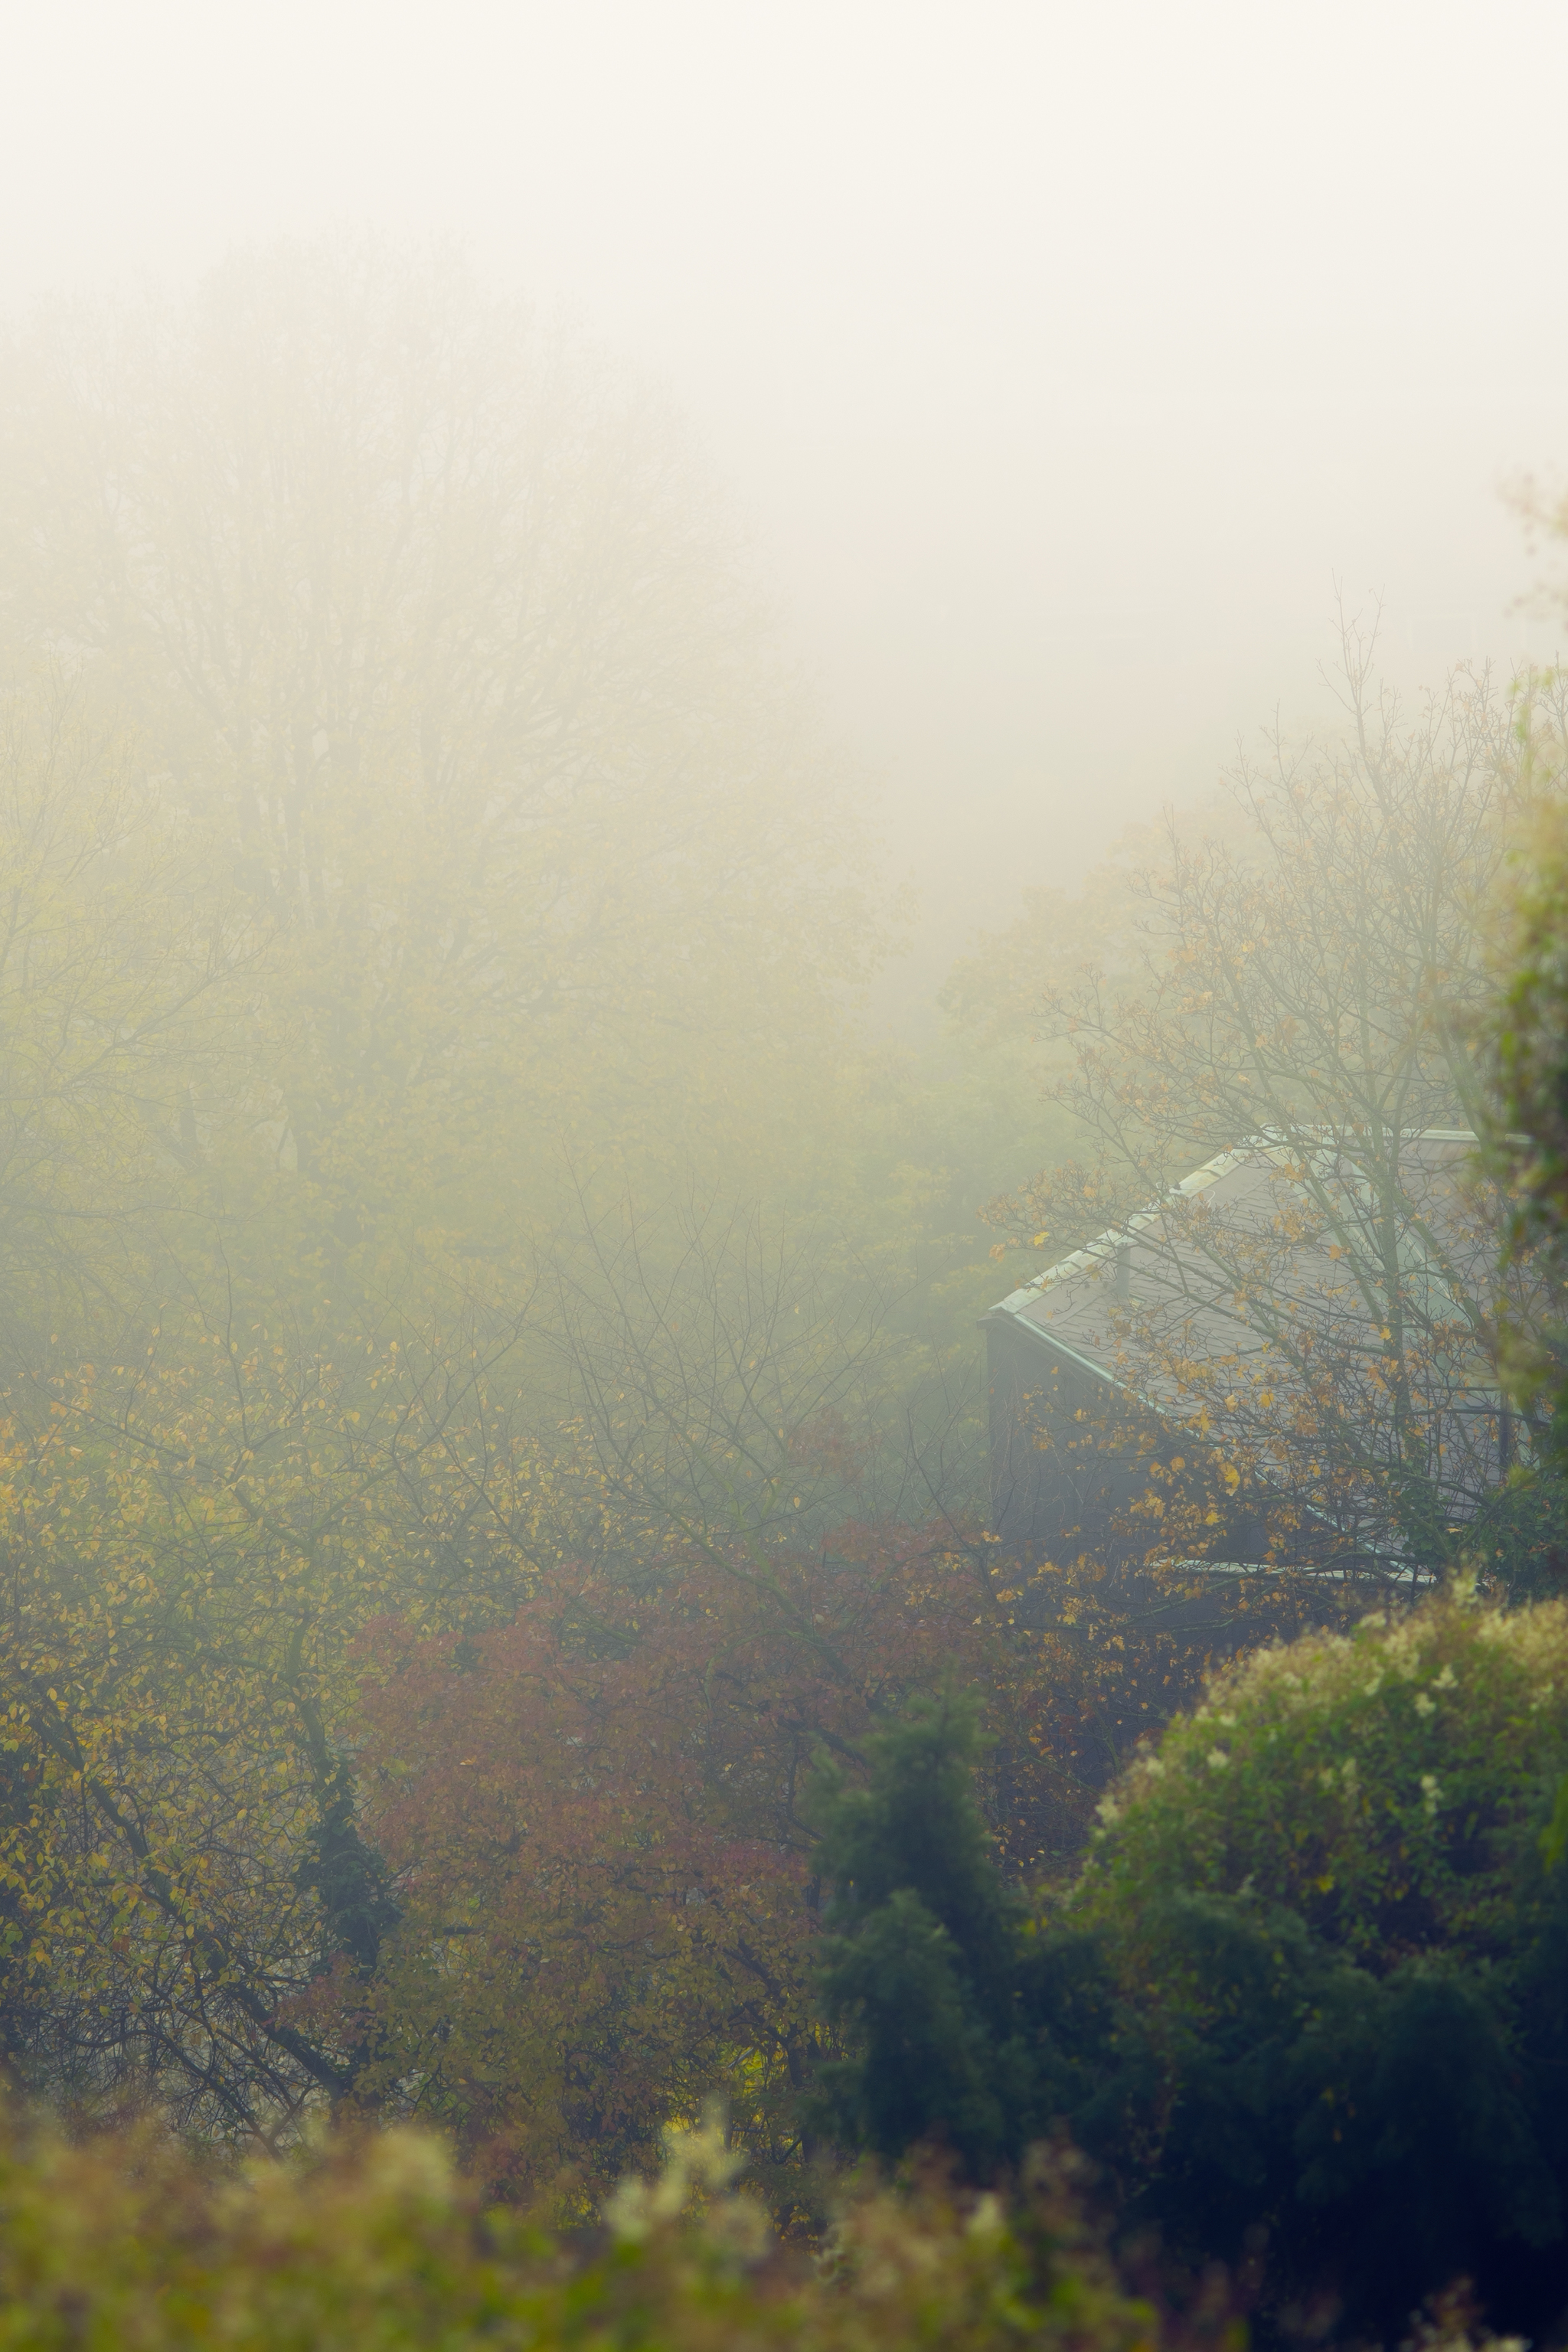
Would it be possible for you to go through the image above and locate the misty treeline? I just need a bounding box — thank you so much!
[0,240,1060,2170]
[0,235,1563,2232]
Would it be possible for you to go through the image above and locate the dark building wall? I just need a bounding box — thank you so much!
[991,1317,1152,1571]
[985,1312,1355,1676]
[984,1309,1276,1573]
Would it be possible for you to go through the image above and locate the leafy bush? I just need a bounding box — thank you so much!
[1068,1585,1568,2336]
[0,2104,1224,2352]
[1081,1580,1568,1968]
[810,1590,1568,2339]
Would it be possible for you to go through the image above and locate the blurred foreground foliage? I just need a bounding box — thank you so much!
[0,2102,1248,2352]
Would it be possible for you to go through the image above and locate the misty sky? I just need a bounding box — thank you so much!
[5,1,1566,996]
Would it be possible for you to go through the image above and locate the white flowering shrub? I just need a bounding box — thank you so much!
[1078,1582,1568,1978]
[1047,1585,1568,2341]
[805,1594,1568,2336]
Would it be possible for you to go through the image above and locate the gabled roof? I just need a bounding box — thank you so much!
[988,1129,1486,1417]
[985,1131,1486,1577]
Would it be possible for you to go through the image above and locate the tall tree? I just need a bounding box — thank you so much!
[0,665,249,1357]
[0,240,877,1300]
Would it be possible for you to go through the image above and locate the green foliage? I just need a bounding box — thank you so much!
[810,1696,1017,2171]
[808,1695,1107,2177]
[807,1596,1568,2334]
[0,2104,1223,2352]
[1084,1888,1557,2335]
[1079,1584,1568,1966]
[1068,1588,1568,2335]
[1484,721,1568,1471]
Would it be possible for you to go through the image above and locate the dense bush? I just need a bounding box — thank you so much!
[1081,1581,1568,1968]
[0,2105,1227,2352]
[1069,1586,1568,2334]
[814,1589,1568,2341]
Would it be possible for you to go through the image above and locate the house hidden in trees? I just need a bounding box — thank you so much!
[983,1130,1504,1582]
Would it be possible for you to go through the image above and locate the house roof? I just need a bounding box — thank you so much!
[986,1129,1487,1417]
[985,1131,1488,1578]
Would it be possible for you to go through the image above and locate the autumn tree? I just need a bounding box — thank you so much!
[0,244,903,2144]
[0,1184,1109,2151]
[350,1505,1101,2197]
[0,1266,664,2141]
[0,238,1103,2158]
[329,1211,1106,2190]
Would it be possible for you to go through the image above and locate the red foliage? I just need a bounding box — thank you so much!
[348,1522,1099,2187]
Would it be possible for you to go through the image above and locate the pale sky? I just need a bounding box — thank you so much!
[4,1,1565,994]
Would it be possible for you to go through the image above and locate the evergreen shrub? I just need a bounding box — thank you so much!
[809,1590,1568,2339]
[1069,1584,1568,2335]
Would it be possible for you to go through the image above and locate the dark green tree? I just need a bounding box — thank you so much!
[1102,1889,1562,2340]
[1065,1594,1568,2340]
[808,1622,1568,2343]
[808,1693,1107,2176]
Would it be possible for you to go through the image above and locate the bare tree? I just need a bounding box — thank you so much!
[0,665,254,1361]
[986,624,1568,1579]
[0,240,874,1249]
[541,1189,985,1566]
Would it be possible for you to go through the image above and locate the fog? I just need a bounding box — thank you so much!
[6,1,1566,1008]
[8,1,1568,2242]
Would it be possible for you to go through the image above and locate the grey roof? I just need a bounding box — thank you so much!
[988,1130,1488,1417]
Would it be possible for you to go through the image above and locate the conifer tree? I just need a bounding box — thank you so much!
[808,1693,1106,2175]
